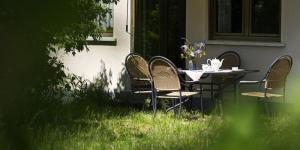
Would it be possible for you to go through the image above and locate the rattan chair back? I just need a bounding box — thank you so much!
[149,56,181,91]
[125,53,151,80]
[264,55,293,89]
[218,51,241,69]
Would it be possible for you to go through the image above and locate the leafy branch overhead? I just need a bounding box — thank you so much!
[0,0,119,108]
[51,0,119,55]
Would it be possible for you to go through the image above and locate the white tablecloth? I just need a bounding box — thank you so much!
[181,70,205,81]
[180,69,233,81]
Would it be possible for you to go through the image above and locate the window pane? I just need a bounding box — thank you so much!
[97,3,114,37]
[216,0,242,33]
[251,0,280,34]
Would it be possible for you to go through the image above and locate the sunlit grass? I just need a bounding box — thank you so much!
[1,100,300,150]
[24,101,300,150]
[31,107,223,150]
[1,79,300,150]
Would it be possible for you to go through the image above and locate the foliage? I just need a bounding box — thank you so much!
[0,69,115,149]
[51,0,119,55]
[0,0,118,111]
[0,0,118,149]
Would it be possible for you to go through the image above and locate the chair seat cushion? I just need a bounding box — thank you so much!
[157,91,198,99]
[241,92,283,98]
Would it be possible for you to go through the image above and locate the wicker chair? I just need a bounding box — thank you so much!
[211,51,242,96]
[125,53,153,98]
[219,51,241,69]
[149,56,199,115]
[198,51,242,115]
[240,55,293,114]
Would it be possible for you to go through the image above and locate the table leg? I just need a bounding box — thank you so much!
[211,79,214,105]
[234,75,241,106]
[234,81,237,104]
[219,84,224,116]
[200,86,204,117]
[188,84,193,111]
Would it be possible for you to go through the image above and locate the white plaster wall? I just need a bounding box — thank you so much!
[187,0,300,100]
[58,0,132,91]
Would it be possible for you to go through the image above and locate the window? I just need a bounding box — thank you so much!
[88,3,116,45]
[96,3,114,37]
[209,0,281,41]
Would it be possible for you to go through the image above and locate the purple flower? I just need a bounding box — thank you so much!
[180,38,207,60]
[194,48,202,55]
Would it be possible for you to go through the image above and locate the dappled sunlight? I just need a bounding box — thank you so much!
[1,64,300,149]
[30,107,222,149]
[1,77,300,149]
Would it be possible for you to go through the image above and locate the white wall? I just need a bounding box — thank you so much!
[187,0,300,100]
[58,0,132,92]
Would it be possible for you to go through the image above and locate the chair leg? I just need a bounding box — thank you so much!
[189,84,193,111]
[149,98,153,109]
[151,84,157,116]
[179,96,182,115]
[200,88,204,117]
[189,97,193,112]
[151,91,154,109]
[174,99,179,115]
[172,99,176,115]
[166,98,189,113]
[201,96,204,117]
[264,100,270,117]
[218,85,224,116]
[218,98,224,117]
[211,83,214,105]
[152,95,157,116]
[234,81,239,106]
[283,87,286,102]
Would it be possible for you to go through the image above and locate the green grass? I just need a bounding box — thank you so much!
[2,99,300,150]
[30,107,223,150]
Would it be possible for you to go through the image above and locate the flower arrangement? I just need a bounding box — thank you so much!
[180,38,207,61]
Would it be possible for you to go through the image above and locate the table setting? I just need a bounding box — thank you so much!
[178,57,246,81]
[179,38,248,81]
[178,39,260,114]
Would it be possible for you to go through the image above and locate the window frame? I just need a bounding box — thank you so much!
[99,2,114,38]
[209,0,281,42]
[87,3,116,46]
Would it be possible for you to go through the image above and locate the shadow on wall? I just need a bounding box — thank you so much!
[93,60,132,96]
[62,59,148,107]
[115,62,130,93]
[86,60,136,105]
[114,62,147,106]
[43,59,116,106]
[84,60,114,105]
[97,60,113,92]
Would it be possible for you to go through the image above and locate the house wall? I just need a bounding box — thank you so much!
[187,0,300,100]
[57,0,132,92]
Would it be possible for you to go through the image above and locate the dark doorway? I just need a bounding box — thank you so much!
[134,0,186,68]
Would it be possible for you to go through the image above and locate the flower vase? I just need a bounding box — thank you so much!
[188,60,196,70]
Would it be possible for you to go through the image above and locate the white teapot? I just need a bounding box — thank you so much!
[207,58,224,71]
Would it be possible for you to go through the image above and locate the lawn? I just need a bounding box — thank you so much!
[29,107,223,150]
[1,100,300,150]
